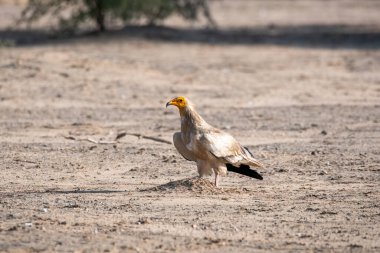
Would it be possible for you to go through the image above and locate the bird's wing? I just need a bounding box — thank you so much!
[200,129,263,168]
[173,132,197,161]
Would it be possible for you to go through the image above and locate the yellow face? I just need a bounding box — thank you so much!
[166,96,187,109]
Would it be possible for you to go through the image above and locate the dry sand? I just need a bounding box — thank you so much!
[0,1,379,252]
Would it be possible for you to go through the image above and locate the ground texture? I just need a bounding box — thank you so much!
[0,1,380,252]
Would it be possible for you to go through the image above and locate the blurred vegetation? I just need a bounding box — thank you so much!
[19,0,216,32]
[0,39,16,47]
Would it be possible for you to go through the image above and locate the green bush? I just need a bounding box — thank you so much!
[20,0,216,32]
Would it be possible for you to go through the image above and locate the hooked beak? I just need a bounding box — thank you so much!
[166,101,172,108]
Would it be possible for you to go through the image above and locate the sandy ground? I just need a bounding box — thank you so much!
[0,1,380,252]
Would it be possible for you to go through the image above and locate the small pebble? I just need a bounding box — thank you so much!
[24,222,33,227]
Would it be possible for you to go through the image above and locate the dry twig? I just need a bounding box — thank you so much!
[116,132,172,145]
[64,132,171,145]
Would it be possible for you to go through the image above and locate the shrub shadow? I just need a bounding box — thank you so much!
[1,24,380,50]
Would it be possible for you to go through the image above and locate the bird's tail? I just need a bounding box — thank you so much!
[246,157,264,168]
[226,164,263,180]
[242,146,264,168]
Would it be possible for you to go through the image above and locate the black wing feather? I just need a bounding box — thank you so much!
[226,164,263,180]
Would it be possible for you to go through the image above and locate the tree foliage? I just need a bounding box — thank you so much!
[20,0,216,32]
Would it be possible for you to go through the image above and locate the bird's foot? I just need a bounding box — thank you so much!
[214,174,219,188]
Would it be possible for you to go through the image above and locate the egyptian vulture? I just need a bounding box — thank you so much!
[166,96,264,187]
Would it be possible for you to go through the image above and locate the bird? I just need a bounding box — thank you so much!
[166,96,264,187]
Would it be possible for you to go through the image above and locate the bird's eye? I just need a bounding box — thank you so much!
[178,99,183,102]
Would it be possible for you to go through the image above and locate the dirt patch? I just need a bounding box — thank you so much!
[142,177,246,194]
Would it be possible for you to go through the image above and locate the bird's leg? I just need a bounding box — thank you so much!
[214,173,219,187]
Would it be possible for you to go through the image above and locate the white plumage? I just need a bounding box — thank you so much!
[167,96,264,187]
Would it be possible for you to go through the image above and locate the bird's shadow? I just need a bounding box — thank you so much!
[141,177,213,192]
